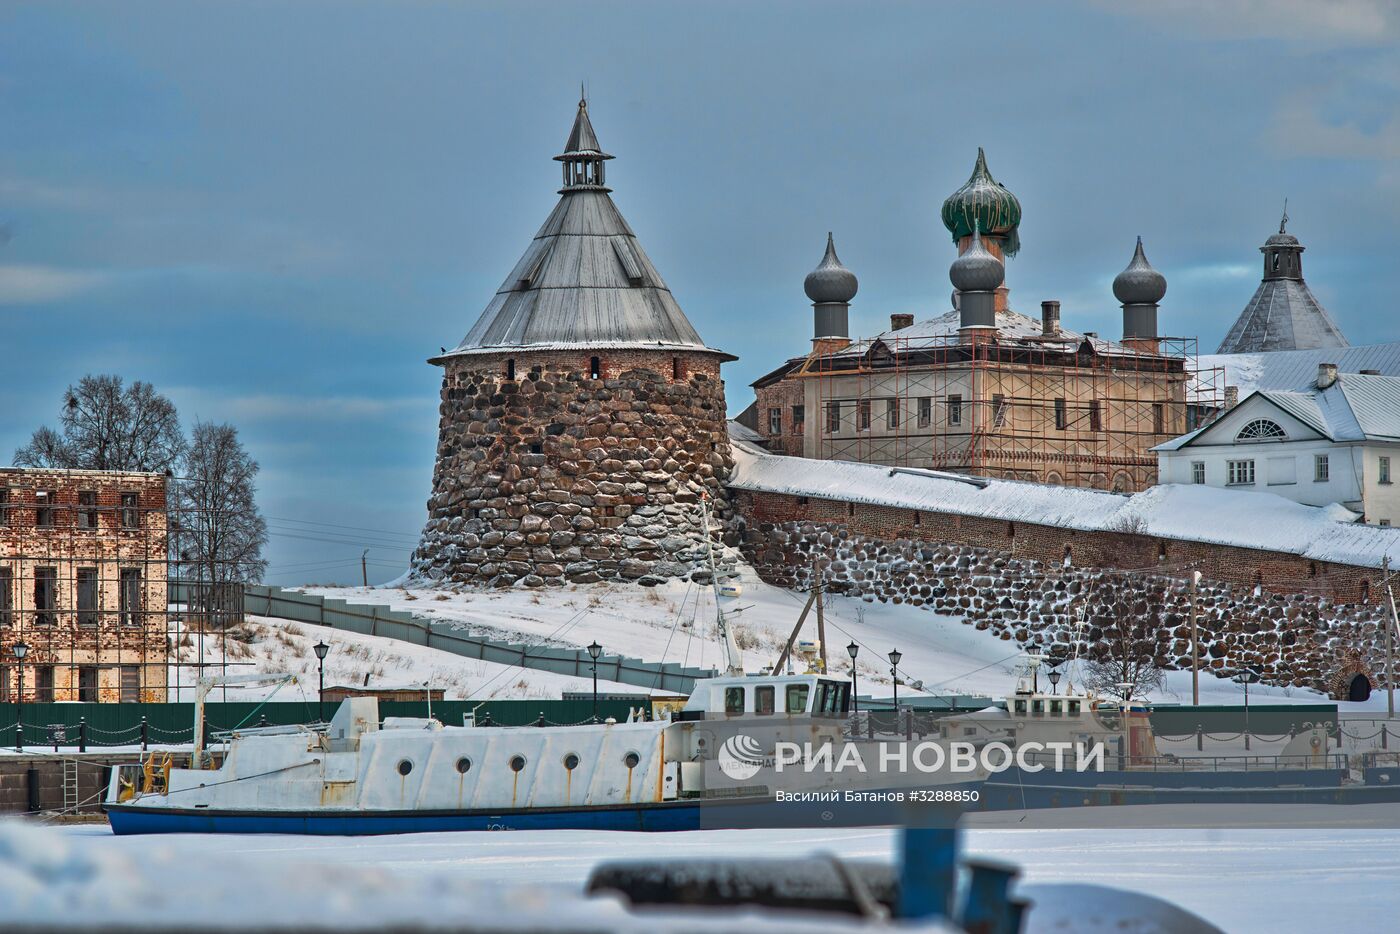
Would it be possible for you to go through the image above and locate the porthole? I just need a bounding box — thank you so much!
[623,751,640,769]
[455,757,472,774]
[396,759,413,776]
[563,753,580,771]
[509,755,527,773]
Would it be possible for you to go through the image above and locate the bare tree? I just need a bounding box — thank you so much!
[1082,607,1167,702]
[14,375,186,472]
[172,422,268,629]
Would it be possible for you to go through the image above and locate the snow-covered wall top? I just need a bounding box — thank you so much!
[726,431,1400,570]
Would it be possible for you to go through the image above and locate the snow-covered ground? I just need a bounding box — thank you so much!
[166,612,651,704]
[297,566,1367,710]
[28,819,1400,932]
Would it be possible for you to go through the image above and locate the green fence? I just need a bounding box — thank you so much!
[0,698,645,749]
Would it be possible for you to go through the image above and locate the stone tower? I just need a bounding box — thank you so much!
[1217,209,1348,353]
[411,96,736,588]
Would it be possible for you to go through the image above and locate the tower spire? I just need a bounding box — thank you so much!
[554,94,613,191]
[1280,198,1289,235]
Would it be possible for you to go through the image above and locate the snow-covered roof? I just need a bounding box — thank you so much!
[835,308,1154,359]
[1162,372,1400,450]
[725,430,1400,570]
[1195,341,1400,398]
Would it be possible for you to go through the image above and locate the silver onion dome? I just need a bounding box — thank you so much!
[1112,236,1167,305]
[804,232,858,304]
[949,224,1004,293]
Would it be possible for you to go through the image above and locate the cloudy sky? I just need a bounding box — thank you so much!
[2,0,1398,584]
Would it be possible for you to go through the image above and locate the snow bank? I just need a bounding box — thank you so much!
[728,440,1400,570]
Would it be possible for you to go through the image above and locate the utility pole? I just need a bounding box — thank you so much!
[1189,570,1201,707]
[813,559,828,675]
[362,549,369,588]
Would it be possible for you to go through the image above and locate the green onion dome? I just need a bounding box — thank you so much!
[941,147,1022,258]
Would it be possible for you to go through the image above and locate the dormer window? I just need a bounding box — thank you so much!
[1235,419,1286,442]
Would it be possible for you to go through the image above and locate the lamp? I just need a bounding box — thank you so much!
[587,641,603,722]
[847,642,860,713]
[1047,669,1062,694]
[312,641,330,723]
[12,641,28,752]
[889,649,902,711]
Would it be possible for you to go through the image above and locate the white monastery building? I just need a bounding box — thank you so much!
[1157,364,1400,526]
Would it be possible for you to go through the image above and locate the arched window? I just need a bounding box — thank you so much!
[1235,419,1286,442]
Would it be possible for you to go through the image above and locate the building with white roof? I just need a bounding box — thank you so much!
[1157,366,1400,525]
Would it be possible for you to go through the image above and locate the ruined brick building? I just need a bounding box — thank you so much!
[411,96,735,586]
[0,468,169,702]
[748,150,1216,493]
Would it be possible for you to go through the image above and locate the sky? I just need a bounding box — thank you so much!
[2,0,1399,585]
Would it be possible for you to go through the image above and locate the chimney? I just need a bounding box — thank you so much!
[1040,300,1060,337]
[1224,385,1239,409]
[1316,363,1338,389]
[890,313,914,332]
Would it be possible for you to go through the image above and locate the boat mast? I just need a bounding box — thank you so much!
[700,495,744,676]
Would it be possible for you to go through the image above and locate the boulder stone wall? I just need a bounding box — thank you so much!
[412,350,734,587]
[736,510,1386,698]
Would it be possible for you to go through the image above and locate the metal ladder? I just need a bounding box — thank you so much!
[62,759,80,813]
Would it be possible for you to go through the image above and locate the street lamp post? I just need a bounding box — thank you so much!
[889,648,903,715]
[587,641,602,722]
[13,641,28,752]
[1048,669,1062,695]
[313,641,329,723]
[847,641,860,713]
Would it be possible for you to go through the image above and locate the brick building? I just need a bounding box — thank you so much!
[748,150,1214,493]
[0,468,169,702]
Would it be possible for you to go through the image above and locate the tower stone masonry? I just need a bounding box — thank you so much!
[411,97,735,587]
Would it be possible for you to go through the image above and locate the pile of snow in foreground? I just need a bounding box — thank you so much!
[0,819,913,932]
[300,568,1349,708]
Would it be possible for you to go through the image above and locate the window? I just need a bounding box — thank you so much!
[1315,455,1330,482]
[791,405,804,433]
[589,356,601,380]
[0,489,8,526]
[35,491,55,528]
[76,490,98,529]
[1235,419,1286,442]
[755,685,775,715]
[947,394,962,426]
[992,394,1008,428]
[826,402,841,434]
[785,683,810,713]
[1067,700,1081,715]
[886,398,900,429]
[1054,398,1067,430]
[505,358,515,380]
[767,408,782,435]
[1382,456,1393,485]
[918,397,932,428]
[724,686,745,715]
[857,400,871,431]
[120,493,140,529]
[119,569,142,627]
[1089,399,1103,432]
[1382,520,1393,528]
[34,567,56,626]
[34,666,54,703]
[0,567,11,627]
[120,665,140,703]
[77,568,98,628]
[1152,403,1165,435]
[1191,461,1206,484]
[78,666,99,703]
[672,357,682,381]
[1227,459,1256,486]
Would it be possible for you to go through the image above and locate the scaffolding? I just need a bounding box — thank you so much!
[797,329,1225,492]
